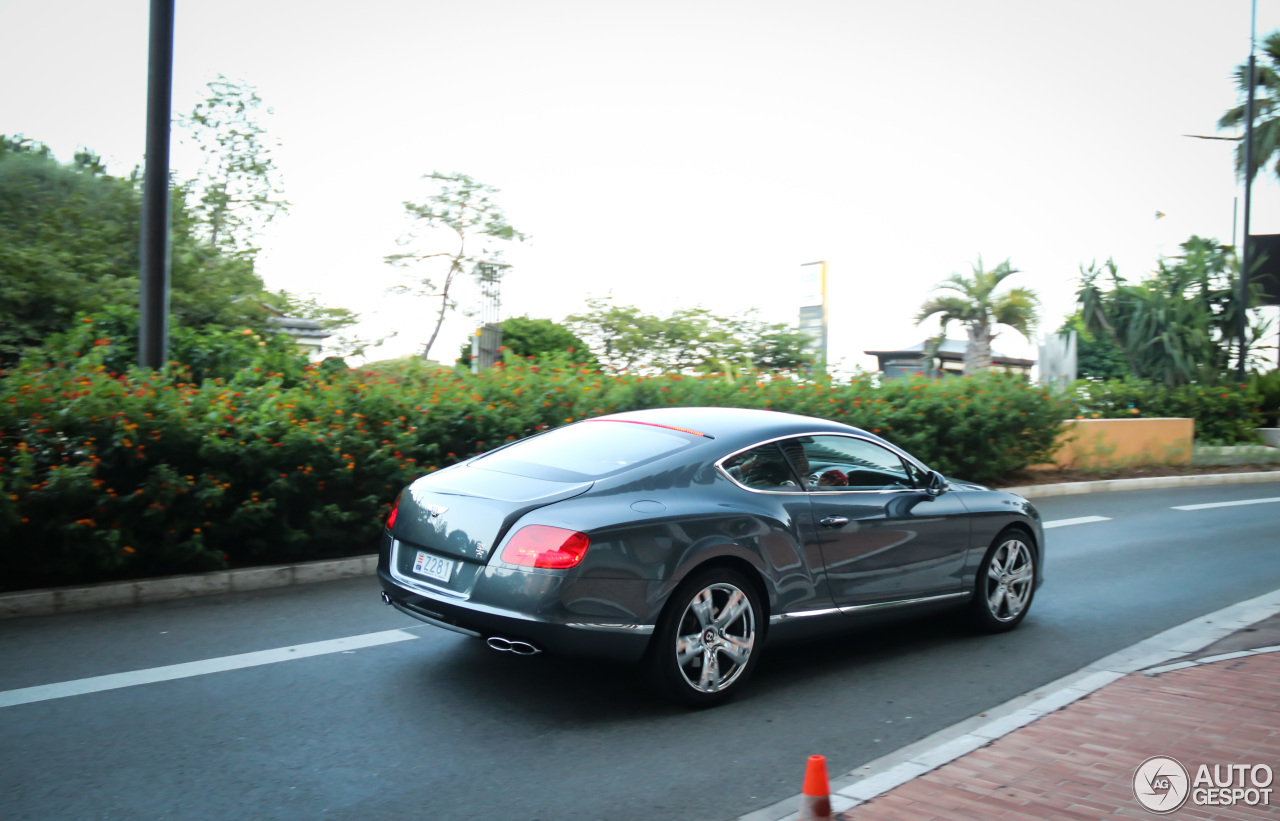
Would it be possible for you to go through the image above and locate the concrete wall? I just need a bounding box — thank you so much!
[1032,418,1194,470]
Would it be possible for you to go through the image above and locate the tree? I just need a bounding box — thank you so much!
[726,315,813,372]
[0,137,138,359]
[1057,312,1131,381]
[386,172,526,361]
[564,298,811,374]
[564,299,670,372]
[178,75,289,261]
[1076,237,1270,386]
[915,257,1040,373]
[455,316,594,367]
[0,138,328,363]
[1218,31,1280,183]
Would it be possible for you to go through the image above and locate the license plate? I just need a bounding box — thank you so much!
[412,551,454,583]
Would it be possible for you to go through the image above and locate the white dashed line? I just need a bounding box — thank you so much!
[1171,496,1280,511]
[1042,516,1112,529]
[0,629,418,709]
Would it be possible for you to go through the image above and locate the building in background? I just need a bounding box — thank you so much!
[864,338,1034,379]
[263,309,330,357]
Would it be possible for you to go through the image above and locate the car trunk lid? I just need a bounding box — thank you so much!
[390,464,592,573]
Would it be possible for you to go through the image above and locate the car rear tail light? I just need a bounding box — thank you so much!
[501,525,591,569]
[386,494,401,530]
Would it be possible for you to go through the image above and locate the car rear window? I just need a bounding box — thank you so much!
[472,421,699,482]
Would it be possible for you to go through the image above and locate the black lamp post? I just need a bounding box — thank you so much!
[139,0,175,369]
[1239,0,1258,381]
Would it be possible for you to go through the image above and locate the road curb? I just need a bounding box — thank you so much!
[4,470,1278,621]
[997,468,1280,498]
[0,554,378,620]
[737,588,1280,821]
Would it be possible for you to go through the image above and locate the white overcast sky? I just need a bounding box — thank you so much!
[3,0,1280,370]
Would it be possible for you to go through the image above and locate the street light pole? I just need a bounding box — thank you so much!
[139,0,175,369]
[1239,0,1257,381]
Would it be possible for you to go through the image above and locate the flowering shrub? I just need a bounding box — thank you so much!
[1069,379,1262,443]
[0,340,1068,590]
[34,306,312,387]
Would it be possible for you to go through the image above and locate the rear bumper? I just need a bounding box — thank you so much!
[377,535,654,663]
[378,572,653,663]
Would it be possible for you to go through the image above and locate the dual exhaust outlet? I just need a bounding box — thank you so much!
[486,636,542,656]
[381,591,541,655]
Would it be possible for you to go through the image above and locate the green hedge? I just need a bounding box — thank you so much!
[1070,379,1262,443]
[1,324,1072,590]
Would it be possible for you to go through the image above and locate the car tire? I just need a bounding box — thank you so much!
[970,528,1037,633]
[647,566,764,708]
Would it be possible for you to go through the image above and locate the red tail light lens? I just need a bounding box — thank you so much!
[501,525,591,569]
[386,494,401,530]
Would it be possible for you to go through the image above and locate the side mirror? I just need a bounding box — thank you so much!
[924,470,947,497]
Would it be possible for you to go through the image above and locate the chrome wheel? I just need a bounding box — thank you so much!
[983,538,1034,622]
[673,582,757,694]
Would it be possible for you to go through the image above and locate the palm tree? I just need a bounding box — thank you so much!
[1218,31,1280,182]
[915,257,1040,373]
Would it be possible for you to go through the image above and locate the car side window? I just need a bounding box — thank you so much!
[794,436,913,491]
[722,442,805,491]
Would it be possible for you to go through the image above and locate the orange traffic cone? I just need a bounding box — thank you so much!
[799,754,832,821]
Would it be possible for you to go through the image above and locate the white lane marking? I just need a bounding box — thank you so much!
[0,629,418,709]
[1172,496,1280,511]
[1042,516,1112,529]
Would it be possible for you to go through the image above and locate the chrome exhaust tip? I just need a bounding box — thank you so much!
[380,592,391,605]
[486,636,542,656]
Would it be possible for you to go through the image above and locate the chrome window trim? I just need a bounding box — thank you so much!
[714,437,808,495]
[715,431,937,496]
[388,539,471,600]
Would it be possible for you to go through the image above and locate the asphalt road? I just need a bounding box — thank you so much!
[2,482,1279,821]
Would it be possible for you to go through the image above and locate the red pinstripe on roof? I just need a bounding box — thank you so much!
[585,418,712,439]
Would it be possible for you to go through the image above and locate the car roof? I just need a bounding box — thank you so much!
[595,406,880,448]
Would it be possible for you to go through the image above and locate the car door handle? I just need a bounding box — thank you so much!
[819,516,849,528]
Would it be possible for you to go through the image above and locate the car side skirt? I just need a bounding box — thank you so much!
[768,590,971,625]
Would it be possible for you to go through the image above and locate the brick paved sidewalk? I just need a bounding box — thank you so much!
[837,652,1280,820]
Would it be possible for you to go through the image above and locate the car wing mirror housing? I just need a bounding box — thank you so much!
[924,469,947,496]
